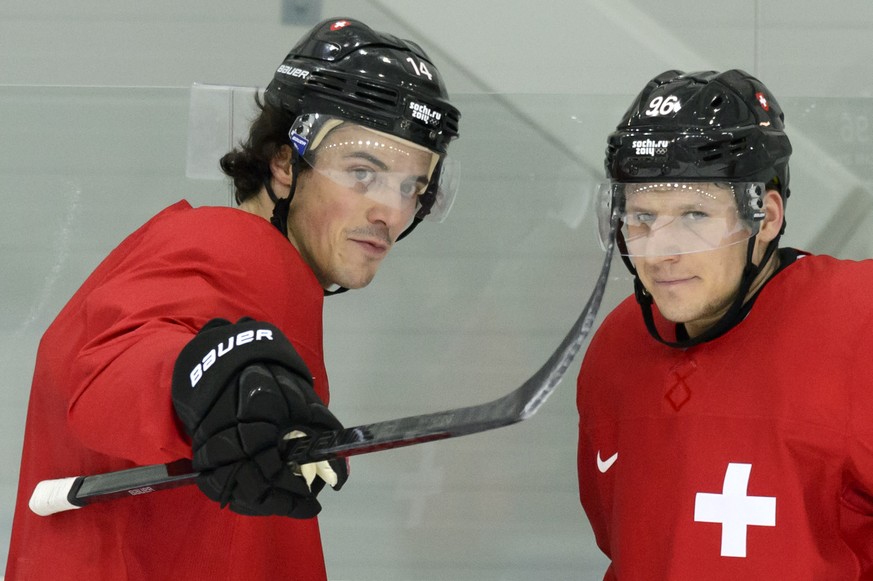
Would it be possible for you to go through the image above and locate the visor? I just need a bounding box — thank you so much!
[597,181,765,257]
[288,114,459,224]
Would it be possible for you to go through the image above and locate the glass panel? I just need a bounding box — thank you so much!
[3,83,873,579]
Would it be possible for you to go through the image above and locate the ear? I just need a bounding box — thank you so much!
[270,145,294,188]
[753,189,784,262]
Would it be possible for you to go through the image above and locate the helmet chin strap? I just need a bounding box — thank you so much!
[632,236,779,349]
[267,151,300,238]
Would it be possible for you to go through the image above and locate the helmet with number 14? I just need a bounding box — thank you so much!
[263,17,461,242]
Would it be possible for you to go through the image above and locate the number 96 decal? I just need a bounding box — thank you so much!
[645,95,681,117]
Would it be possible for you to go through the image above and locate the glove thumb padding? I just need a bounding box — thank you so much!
[171,318,346,518]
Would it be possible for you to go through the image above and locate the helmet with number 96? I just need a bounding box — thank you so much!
[605,69,791,198]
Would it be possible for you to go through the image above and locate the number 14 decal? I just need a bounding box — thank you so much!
[406,57,433,81]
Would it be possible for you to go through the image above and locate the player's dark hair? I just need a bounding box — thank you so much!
[220,93,298,205]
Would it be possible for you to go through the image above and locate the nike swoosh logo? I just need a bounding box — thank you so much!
[597,450,618,473]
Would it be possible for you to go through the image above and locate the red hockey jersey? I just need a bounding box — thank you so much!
[578,253,873,579]
[7,201,332,580]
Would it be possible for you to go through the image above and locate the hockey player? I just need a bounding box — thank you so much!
[577,70,873,578]
[6,17,460,580]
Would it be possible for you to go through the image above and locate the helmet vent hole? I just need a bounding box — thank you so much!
[710,95,725,109]
[729,137,748,153]
[697,141,725,162]
[698,142,720,153]
[354,81,399,107]
[445,113,460,134]
[307,71,345,92]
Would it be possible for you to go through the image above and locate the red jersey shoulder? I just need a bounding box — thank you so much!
[142,202,321,293]
[148,203,285,261]
[767,252,873,312]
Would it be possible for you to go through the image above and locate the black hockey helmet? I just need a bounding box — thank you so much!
[265,18,459,155]
[263,17,460,234]
[606,69,791,199]
[602,70,793,349]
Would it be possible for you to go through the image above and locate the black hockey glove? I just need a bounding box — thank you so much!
[171,318,348,518]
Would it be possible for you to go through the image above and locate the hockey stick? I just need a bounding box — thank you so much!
[30,233,615,516]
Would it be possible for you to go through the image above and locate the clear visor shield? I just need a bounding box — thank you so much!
[289,114,459,225]
[597,181,764,257]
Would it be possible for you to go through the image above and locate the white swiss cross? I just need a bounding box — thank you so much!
[693,463,776,558]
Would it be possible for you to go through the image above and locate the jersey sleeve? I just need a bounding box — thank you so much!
[842,308,873,573]
[576,305,627,563]
[63,207,318,466]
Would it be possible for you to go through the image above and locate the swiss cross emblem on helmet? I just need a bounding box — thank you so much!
[330,20,352,31]
[755,91,770,111]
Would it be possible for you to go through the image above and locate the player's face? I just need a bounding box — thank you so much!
[286,124,436,289]
[628,184,751,336]
[633,241,749,336]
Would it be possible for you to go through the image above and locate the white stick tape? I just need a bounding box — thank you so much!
[29,477,82,516]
